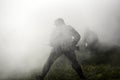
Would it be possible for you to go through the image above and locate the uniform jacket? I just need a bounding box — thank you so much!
[50,25,80,50]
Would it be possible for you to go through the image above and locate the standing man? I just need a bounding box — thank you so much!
[36,18,86,80]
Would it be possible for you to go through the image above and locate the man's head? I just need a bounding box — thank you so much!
[55,18,65,26]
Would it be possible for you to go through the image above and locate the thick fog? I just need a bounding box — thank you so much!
[0,0,120,78]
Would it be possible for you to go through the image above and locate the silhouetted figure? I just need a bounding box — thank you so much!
[81,28,120,65]
[36,18,86,80]
[82,28,99,51]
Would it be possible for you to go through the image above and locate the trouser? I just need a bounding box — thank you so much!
[40,47,86,79]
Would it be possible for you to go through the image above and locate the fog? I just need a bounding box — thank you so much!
[0,0,120,79]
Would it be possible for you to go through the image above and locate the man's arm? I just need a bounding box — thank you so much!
[70,27,81,45]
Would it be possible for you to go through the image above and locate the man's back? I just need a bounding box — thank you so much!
[50,25,80,49]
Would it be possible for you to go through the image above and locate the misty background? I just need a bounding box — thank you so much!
[0,0,120,79]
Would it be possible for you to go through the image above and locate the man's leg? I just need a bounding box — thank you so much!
[64,51,86,80]
[36,48,62,80]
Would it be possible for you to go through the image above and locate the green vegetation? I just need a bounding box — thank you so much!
[8,61,120,80]
[26,56,120,80]
[43,64,120,80]
[8,46,120,80]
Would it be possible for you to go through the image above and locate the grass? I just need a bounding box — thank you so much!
[7,64,120,80]
[43,64,120,80]
[6,56,120,80]
[28,55,120,80]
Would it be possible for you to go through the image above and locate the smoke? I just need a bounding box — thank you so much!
[0,0,120,79]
